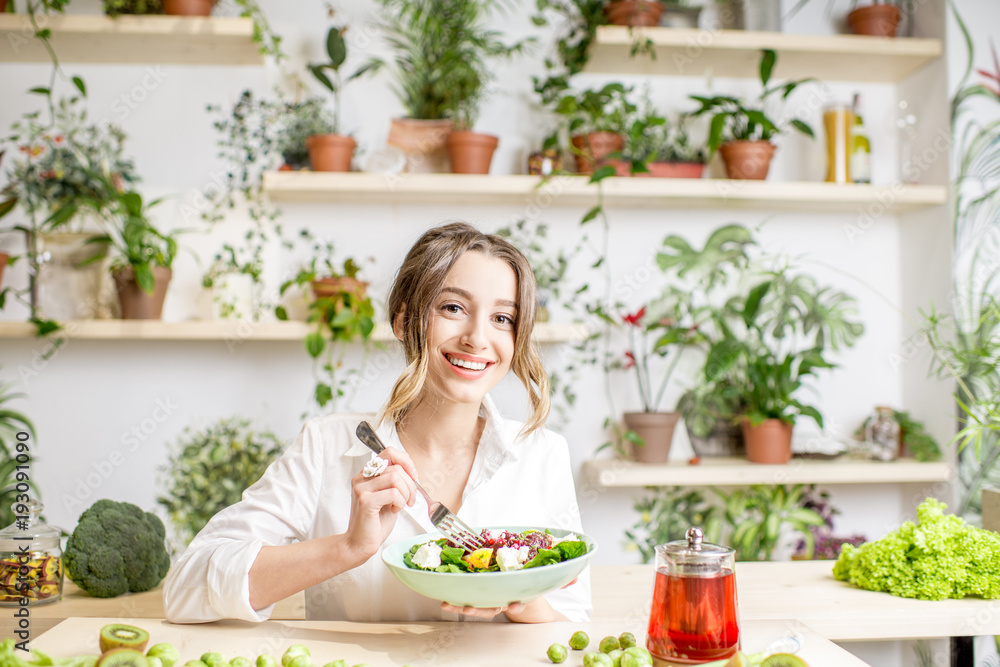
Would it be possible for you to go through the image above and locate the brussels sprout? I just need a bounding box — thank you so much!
[185,662,208,667]
[569,631,590,651]
[281,646,310,667]
[321,662,348,667]
[618,632,637,649]
[583,652,614,667]
[599,636,621,654]
[286,657,311,667]
[231,659,252,667]
[201,654,226,667]
[607,648,623,667]
[256,657,278,667]
[547,643,568,663]
[147,645,180,667]
[147,659,162,667]
[622,646,653,666]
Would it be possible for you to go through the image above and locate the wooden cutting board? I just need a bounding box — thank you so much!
[28,617,870,666]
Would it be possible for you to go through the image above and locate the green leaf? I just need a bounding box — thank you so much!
[790,119,814,138]
[135,264,155,295]
[581,205,601,224]
[760,49,776,87]
[314,382,333,407]
[304,331,325,358]
[275,306,288,321]
[589,165,616,183]
[325,26,347,68]
[0,198,16,219]
[28,87,50,96]
[71,76,87,96]
[309,64,335,94]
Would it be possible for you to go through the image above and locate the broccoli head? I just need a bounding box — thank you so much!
[833,497,1000,600]
[64,499,170,598]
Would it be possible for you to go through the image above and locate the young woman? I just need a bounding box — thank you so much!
[163,222,591,623]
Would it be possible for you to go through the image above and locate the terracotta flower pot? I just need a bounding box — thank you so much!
[571,132,625,175]
[306,134,357,173]
[162,0,215,16]
[114,266,172,320]
[0,0,10,12]
[311,276,368,301]
[446,131,499,175]
[847,4,902,37]
[719,140,776,180]
[742,418,793,464]
[0,252,8,289]
[623,412,680,464]
[613,161,706,178]
[387,117,454,174]
[605,0,664,27]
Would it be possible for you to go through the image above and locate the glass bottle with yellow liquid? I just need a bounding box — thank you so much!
[824,104,853,184]
[851,94,872,184]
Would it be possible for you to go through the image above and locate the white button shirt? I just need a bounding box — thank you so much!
[163,396,593,623]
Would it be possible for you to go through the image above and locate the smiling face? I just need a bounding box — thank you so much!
[421,250,518,408]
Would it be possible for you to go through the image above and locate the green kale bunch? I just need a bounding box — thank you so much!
[64,499,170,598]
[833,498,1000,600]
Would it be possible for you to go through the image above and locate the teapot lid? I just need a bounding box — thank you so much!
[659,527,734,574]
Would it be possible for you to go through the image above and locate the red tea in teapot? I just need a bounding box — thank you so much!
[646,567,740,663]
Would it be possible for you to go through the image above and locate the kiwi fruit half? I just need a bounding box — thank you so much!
[96,648,152,667]
[760,654,809,667]
[99,624,151,653]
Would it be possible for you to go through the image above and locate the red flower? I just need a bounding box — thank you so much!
[53,135,64,144]
[623,306,645,326]
[624,350,636,369]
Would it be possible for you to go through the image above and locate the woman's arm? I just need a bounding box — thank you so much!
[248,447,418,610]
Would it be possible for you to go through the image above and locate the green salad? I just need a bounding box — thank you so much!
[403,528,588,573]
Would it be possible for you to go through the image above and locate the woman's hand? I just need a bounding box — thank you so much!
[343,447,419,566]
[440,596,568,623]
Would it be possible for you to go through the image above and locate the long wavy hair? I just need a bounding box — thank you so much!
[382,222,550,436]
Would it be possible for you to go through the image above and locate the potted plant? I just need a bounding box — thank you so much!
[277,98,337,171]
[360,0,524,174]
[162,0,215,16]
[624,487,722,563]
[716,484,826,561]
[101,0,163,15]
[556,83,636,174]
[722,266,864,463]
[0,93,138,324]
[618,104,708,178]
[200,241,260,320]
[689,49,815,180]
[306,25,357,173]
[846,0,902,36]
[90,188,179,320]
[157,416,284,547]
[277,235,376,412]
[605,0,663,27]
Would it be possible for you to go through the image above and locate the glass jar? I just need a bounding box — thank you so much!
[0,500,63,606]
[647,527,740,664]
[865,406,900,462]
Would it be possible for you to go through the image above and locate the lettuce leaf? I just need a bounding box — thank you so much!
[555,540,587,560]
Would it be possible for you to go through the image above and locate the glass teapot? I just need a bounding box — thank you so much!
[646,527,740,664]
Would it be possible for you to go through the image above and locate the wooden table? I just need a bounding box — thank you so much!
[10,562,997,663]
[30,617,869,666]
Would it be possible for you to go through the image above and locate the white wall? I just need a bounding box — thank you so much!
[0,0,983,662]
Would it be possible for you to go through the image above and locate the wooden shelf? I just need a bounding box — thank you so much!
[583,456,951,487]
[0,320,587,343]
[585,26,942,82]
[0,14,263,65]
[262,172,947,213]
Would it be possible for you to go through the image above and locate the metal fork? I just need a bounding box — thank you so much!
[355,421,486,552]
